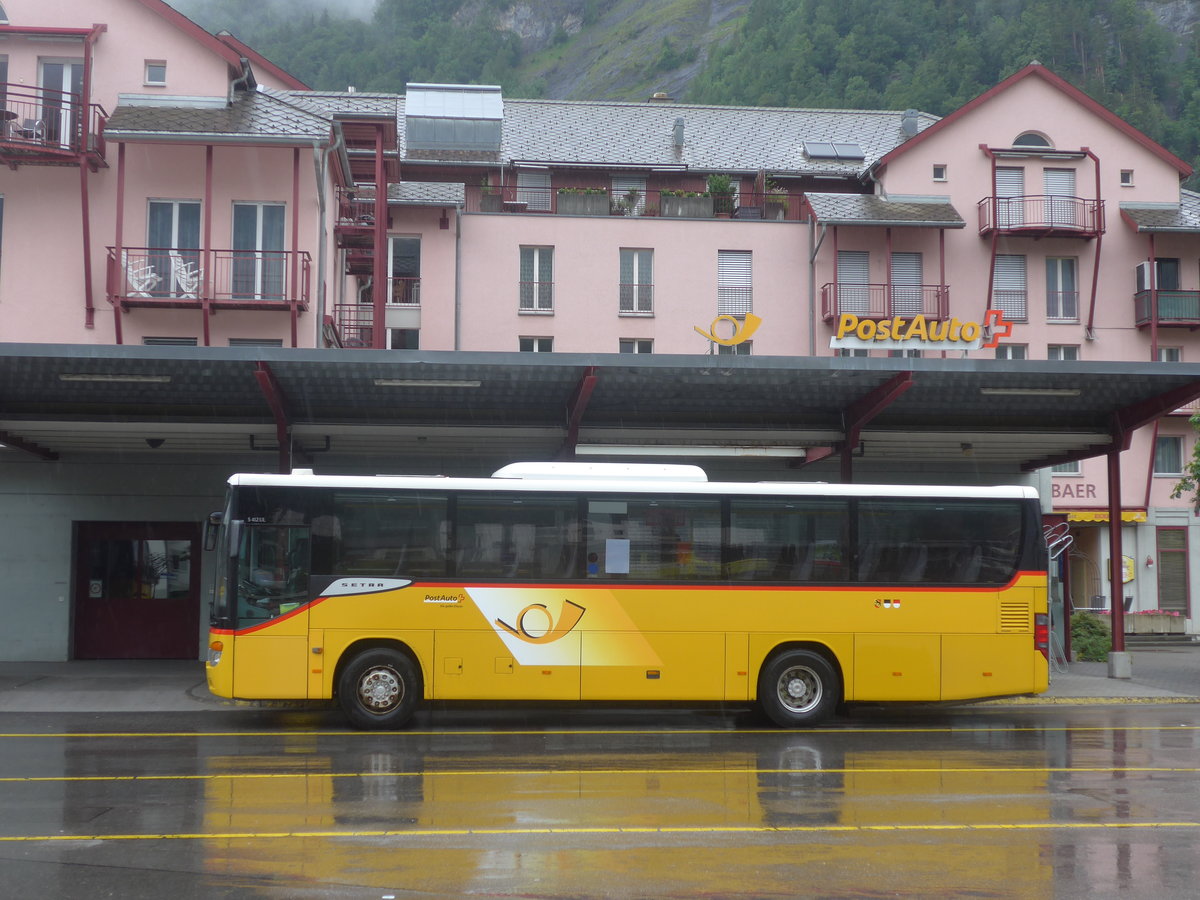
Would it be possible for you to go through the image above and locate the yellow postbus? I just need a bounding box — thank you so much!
[205,462,1049,728]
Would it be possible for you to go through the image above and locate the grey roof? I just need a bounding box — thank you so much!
[2,344,1199,474]
[105,88,331,142]
[1120,190,1200,232]
[805,193,966,227]
[106,85,939,175]
[389,182,465,205]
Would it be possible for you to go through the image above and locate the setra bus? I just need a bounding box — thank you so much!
[205,462,1049,728]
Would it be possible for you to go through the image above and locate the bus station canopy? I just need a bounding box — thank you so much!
[2,343,1200,475]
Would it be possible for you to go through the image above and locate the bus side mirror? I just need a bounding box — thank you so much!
[204,511,222,551]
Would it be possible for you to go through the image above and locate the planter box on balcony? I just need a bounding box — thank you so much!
[1126,614,1185,634]
[662,195,714,218]
[557,193,610,216]
[480,192,503,212]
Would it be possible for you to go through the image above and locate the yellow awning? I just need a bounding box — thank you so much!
[1062,509,1147,523]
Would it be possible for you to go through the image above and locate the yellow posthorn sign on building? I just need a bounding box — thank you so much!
[830,310,1013,351]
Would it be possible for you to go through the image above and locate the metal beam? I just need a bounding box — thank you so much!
[0,429,58,462]
[840,372,914,482]
[253,361,292,473]
[558,366,598,459]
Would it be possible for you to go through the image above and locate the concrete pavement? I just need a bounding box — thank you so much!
[0,648,1197,714]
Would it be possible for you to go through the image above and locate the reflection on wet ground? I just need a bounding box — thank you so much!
[2,705,1199,898]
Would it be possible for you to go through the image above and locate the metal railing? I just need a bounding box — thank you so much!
[0,84,106,157]
[464,185,804,221]
[1133,289,1200,327]
[107,247,311,307]
[820,283,951,320]
[977,195,1104,235]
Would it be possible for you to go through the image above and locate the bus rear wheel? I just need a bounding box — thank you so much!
[758,649,840,727]
[338,648,420,730]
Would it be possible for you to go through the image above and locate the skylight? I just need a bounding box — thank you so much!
[803,141,866,161]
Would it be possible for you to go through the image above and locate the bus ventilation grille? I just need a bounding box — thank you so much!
[999,601,1031,632]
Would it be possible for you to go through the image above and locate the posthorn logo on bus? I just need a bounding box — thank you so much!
[830,310,1014,351]
[495,600,586,644]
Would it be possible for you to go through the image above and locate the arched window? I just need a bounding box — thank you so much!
[1013,132,1052,148]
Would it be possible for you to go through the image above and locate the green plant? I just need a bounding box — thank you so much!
[557,186,607,195]
[706,174,734,195]
[1071,611,1111,661]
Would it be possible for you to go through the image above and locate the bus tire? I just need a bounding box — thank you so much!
[758,649,840,727]
[338,648,420,730]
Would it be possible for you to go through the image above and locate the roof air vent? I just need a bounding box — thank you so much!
[650,91,673,102]
[901,109,920,139]
[673,117,685,149]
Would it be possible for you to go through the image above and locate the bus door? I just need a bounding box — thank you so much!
[231,522,312,699]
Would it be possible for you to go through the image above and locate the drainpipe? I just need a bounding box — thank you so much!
[312,129,343,344]
[454,204,463,349]
[1083,148,1103,341]
[809,220,828,358]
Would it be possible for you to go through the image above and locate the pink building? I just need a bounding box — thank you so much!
[0,0,1197,657]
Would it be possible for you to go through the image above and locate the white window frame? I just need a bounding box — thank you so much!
[993,254,1027,320]
[144,60,167,86]
[1158,347,1182,363]
[619,339,653,354]
[995,344,1028,360]
[1048,344,1079,361]
[717,250,752,316]
[619,248,653,314]
[1154,435,1184,476]
[519,246,554,312]
[1045,257,1078,322]
[519,336,553,353]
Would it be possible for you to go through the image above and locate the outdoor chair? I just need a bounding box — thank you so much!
[122,251,161,297]
[169,251,202,299]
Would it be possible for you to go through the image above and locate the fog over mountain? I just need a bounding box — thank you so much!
[166,0,377,21]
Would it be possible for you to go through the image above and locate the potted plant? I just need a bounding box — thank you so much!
[765,180,788,220]
[707,174,735,217]
[480,174,502,212]
[661,189,713,218]
[557,186,610,216]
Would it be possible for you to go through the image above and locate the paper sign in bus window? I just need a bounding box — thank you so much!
[605,538,631,574]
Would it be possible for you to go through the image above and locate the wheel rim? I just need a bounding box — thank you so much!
[775,665,822,714]
[357,665,404,715]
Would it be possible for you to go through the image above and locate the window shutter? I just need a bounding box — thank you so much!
[717,250,752,315]
[889,252,923,316]
[993,255,1027,320]
[837,250,870,315]
[996,167,1025,226]
[517,170,551,211]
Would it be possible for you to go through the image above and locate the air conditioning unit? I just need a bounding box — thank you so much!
[1135,260,1152,292]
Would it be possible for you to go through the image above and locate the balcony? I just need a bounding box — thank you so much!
[977,195,1103,238]
[463,185,803,221]
[1134,289,1200,329]
[821,283,951,322]
[0,85,107,169]
[331,277,422,347]
[107,247,311,311]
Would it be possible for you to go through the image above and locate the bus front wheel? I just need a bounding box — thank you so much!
[338,648,420,730]
[758,649,840,727]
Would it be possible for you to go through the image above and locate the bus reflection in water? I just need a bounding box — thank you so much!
[205,462,1049,728]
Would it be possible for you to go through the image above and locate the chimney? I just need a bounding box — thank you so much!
[673,117,685,150]
[650,91,672,102]
[901,109,920,139]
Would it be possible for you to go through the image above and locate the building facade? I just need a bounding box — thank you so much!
[0,0,1197,658]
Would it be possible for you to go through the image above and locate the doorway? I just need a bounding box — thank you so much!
[73,522,201,659]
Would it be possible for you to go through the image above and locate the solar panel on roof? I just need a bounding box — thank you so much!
[832,142,865,160]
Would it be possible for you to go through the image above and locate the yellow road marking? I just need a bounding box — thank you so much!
[1,723,1198,739]
[3,765,1199,784]
[2,821,1200,843]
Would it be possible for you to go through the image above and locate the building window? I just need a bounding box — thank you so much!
[519,336,552,352]
[717,250,752,315]
[1047,345,1079,361]
[619,339,653,354]
[718,341,751,355]
[612,175,647,215]
[1120,169,1134,187]
[619,248,653,314]
[995,344,1028,360]
[144,61,167,86]
[1051,461,1081,475]
[888,349,921,358]
[1013,132,1052,148]
[142,337,198,346]
[228,338,283,347]
[519,246,553,312]
[932,164,947,182]
[993,255,1027,320]
[1158,347,1183,363]
[1046,257,1078,321]
[389,328,419,350]
[1154,435,1184,475]
[389,236,420,305]
[232,202,286,300]
[837,348,869,358]
[516,169,551,211]
[1136,257,1180,292]
[1157,527,1190,615]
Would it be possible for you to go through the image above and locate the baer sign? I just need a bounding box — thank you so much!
[830,309,1013,352]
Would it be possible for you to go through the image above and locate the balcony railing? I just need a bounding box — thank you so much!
[821,283,951,321]
[0,84,107,164]
[619,283,654,314]
[1134,289,1200,328]
[107,247,311,310]
[464,185,803,221]
[977,195,1104,237]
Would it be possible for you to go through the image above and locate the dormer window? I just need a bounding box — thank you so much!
[1013,132,1052,149]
